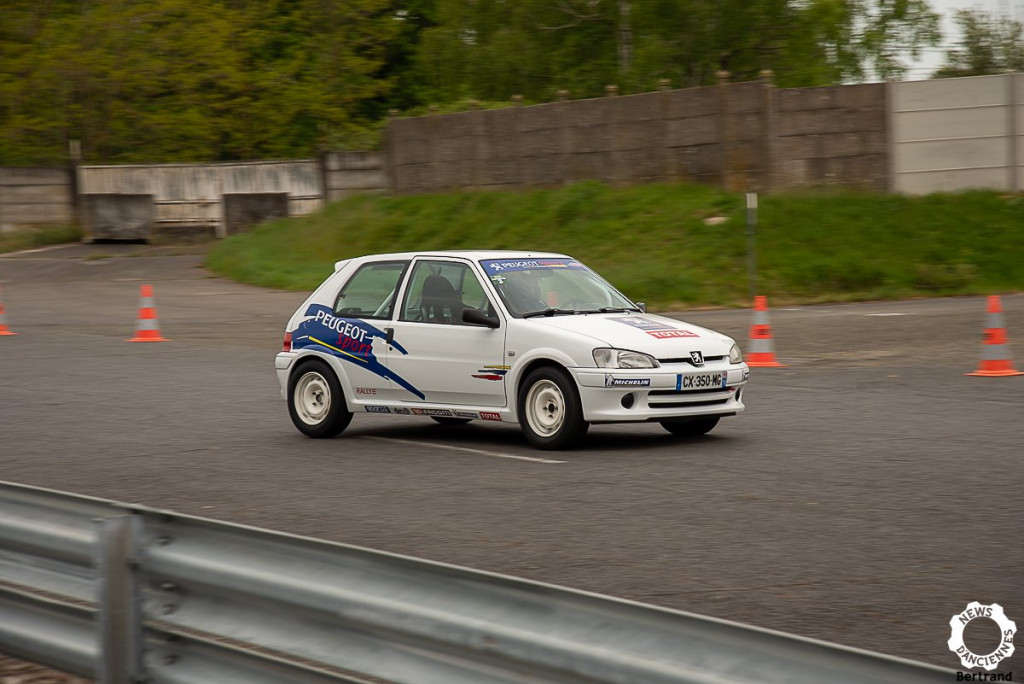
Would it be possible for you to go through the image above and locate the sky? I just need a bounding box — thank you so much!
[904,0,1024,79]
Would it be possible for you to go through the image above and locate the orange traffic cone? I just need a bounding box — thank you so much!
[127,284,169,342]
[746,295,786,368]
[0,285,18,336]
[965,295,1021,377]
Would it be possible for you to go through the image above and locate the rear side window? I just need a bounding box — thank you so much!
[333,261,408,319]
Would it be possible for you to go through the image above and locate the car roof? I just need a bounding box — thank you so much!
[334,250,572,272]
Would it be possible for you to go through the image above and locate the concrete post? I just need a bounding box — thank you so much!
[660,79,673,180]
[384,109,400,194]
[606,86,621,184]
[759,70,775,193]
[716,70,732,189]
[511,96,523,186]
[1008,73,1019,192]
[884,80,897,194]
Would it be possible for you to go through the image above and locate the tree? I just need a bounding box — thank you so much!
[408,0,942,104]
[0,0,400,164]
[934,9,1024,78]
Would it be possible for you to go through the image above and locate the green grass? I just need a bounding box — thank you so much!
[0,224,83,254]
[205,182,1024,310]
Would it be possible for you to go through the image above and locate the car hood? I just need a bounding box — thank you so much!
[523,312,734,358]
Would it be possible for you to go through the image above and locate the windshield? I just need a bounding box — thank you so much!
[479,258,636,318]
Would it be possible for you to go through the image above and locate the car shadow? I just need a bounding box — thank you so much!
[348,419,736,454]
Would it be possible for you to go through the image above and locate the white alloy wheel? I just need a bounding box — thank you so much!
[286,359,352,438]
[294,371,331,425]
[524,379,565,437]
[517,367,588,450]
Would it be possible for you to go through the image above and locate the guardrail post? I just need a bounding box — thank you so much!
[95,515,144,684]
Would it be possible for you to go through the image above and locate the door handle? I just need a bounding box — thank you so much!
[385,327,394,345]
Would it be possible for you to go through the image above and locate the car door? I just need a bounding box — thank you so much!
[384,258,507,407]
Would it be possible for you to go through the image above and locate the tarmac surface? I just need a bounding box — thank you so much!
[1,242,1022,676]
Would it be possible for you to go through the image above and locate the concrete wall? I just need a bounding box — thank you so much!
[322,151,387,201]
[2,73,1020,241]
[892,74,1023,194]
[78,160,323,238]
[0,167,74,231]
[772,83,888,191]
[223,193,290,236]
[386,77,890,195]
[82,194,154,240]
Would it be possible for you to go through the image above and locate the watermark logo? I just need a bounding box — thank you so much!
[948,602,1016,672]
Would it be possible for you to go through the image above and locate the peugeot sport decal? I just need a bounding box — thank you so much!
[291,304,425,400]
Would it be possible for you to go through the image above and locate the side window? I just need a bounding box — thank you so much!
[334,261,408,319]
[400,261,492,325]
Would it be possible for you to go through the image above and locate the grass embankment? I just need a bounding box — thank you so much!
[0,224,82,254]
[206,181,1024,310]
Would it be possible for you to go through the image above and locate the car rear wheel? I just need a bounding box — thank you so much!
[660,416,720,437]
[288,359,353,438]
[431,417,472,426]
[518,367,588,450]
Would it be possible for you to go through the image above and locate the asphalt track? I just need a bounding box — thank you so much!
[1,243,1021,673]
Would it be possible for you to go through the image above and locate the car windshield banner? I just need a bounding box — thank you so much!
[480,258,588,274]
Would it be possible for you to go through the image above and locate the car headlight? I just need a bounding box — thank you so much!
[729,342,744,364]
[593,348,660,369]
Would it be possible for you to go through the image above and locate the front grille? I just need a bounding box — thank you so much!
[657,355,725,365]
[649,388,724,397]
[648,398,730,409]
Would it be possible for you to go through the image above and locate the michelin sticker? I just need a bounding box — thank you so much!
[605,375,651,387]
[290,304,425,400]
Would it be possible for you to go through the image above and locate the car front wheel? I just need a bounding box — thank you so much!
[288,359,353,438]
[518,367,588,450]
[660,416,720,437]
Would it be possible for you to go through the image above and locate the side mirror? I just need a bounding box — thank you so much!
[462,308,500,328]
[636,302,648,313]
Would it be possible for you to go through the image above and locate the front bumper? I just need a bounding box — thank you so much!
[570,362,749,423]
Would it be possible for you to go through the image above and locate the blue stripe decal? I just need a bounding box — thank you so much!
[291,304,425,400]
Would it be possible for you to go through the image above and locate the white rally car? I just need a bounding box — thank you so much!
[275,251,749,449]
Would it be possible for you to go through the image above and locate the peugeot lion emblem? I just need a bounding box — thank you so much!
[690,351,704,366]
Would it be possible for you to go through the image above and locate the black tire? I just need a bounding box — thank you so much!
[660,416,720,437]
[517,366,589,450]
[287,359,353,438]
[431,416,472,426]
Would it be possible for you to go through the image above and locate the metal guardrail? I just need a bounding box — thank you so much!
[0,480,952,683]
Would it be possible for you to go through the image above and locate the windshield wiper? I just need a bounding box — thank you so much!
[522,308,577,318]
[577,306,643,314]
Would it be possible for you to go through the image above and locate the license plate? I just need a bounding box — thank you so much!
[679,372,726,390]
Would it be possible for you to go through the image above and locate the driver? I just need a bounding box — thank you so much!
[500,270,551,315]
